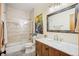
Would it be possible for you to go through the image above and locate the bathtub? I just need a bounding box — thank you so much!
[6,41,31,54]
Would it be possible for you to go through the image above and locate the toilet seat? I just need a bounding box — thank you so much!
[25,42,35,56]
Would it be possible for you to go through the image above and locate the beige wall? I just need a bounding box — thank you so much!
[77,13,79,55]
[0,3,1,16]
[34,3,79,45]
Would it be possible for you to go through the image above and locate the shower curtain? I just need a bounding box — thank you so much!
[0,20,4,48]
[0,20,5,55]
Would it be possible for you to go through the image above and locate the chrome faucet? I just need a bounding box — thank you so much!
[44,35,47,38]
[54,35,63,42]
[54,35,58,41]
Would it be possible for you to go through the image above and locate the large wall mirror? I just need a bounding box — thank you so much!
[47,4,79,33]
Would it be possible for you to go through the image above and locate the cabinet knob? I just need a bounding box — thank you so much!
[46,47,48,50]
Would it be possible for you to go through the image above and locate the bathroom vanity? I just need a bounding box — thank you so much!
[35,38,78,56]
[36,40,70,56]
[34,4,79,56]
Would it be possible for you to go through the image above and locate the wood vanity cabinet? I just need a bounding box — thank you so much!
[49,47,60,56]
[60,51,70,56]
[36,41,49,56]
[36,41,42,56]
[41,43,49,56]
[48,47,55,56]
[49,47,70,56]
[36,40,70,56]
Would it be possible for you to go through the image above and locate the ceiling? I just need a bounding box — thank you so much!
[7,3,53,12]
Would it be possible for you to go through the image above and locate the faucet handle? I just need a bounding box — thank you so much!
[54,35,58,41]
[60,38,63,42]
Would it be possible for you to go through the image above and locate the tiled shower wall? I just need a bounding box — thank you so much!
[6,5,32,44]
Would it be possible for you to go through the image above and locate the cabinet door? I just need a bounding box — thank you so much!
[36,41,42,56]
[49,47,55,56]
[41,44,49,56]
[54,49,60,56]
[49,47,60,56]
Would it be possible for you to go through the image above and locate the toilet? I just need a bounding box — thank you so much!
[24,39,35,56]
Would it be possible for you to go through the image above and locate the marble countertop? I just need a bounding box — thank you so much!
[35,37,78,56]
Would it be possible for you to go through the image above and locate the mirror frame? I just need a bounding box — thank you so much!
[47,3,79,34]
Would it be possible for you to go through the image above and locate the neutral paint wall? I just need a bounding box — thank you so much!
[34,4,78,45]
[0,4,1,17]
